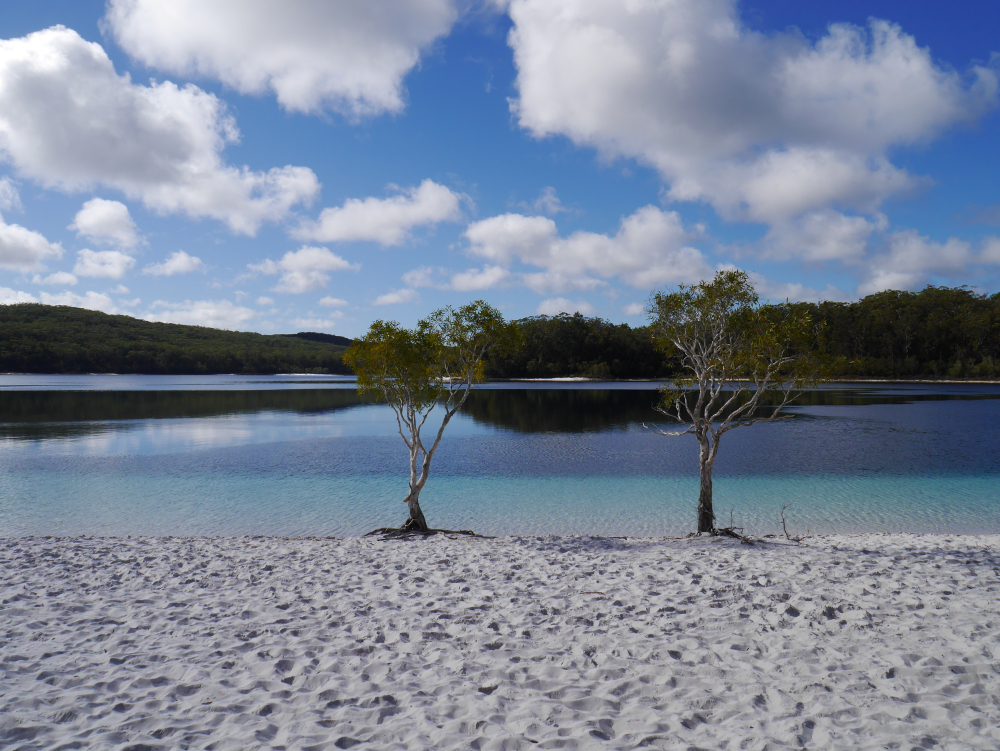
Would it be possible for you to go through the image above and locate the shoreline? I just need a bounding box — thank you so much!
[3,529,998,540]
[2,373,1000,384]
[3,533,998,749]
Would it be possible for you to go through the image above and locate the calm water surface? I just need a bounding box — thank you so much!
[0,374,998,536]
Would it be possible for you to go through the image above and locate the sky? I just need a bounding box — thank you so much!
[0,1,999,336]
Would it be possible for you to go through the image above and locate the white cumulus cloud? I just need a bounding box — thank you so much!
[374,288,420,305]
[536,297,595,316]
[250,246,358,294]
[859,230,977,295]
[105,0,460,117]
[531,186,568,216]
[73,249,135,279]
[521,271,607,295]
[464,205,711,289]
[451,265,511,291]
[402,266,449,289]
[760,210,882,262]
[0,27,319,235]
[294,180,464,246]
[143,250,204,276]
[981,237,1000,264]
[33,271,78,286]
[745,272,851,303]
[0,177,22,212]
[39,290,119,314]
[69,198,139,248]
[144,299,256,329]
[291,315,344,330]
[318,296,348,307]
[0,216,63,270]
[0,286,38,304]
[507,0,998,224]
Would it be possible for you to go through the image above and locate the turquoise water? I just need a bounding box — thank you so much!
[0,376,998,536]
[3,470,998,537]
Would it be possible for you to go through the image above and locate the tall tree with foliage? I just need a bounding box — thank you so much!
[343,301,517,534]
[647,270,822,534]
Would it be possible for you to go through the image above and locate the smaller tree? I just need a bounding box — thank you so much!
[646,270,823,534]
[343,301,516,534]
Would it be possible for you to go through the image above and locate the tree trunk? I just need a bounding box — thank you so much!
[697,441,715,533]
[404,492,430,533]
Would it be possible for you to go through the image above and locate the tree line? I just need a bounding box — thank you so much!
[485,313,670,379]
[792,286,1000,379]
[487,285,1000,380]
[3,285,999,379]
[0,304,351,375]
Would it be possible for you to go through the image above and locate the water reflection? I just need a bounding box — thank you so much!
[461,389,662,433]
[0,373,356,391]
[790,386,1000,406]
[0,389,376,441]
[461,384,1000,432]
[2,380,999,536]
[2,383,1000,441]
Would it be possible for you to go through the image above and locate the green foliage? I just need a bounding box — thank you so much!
[487,284,1000,383]
[345,301,518,408]
[649,268,758,398]
[486,286,1000,382]
[648,269,823,420]
[795,286,1000,379]
[284,331,352,346]
[646,270,826,534]
[7,286,999,381]
[343,319,443,411]
[344,301,517,529]
[0,304,351,374]
[425,300,521,384]
[486,312,670,379]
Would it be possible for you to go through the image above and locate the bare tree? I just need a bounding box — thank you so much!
[343,301,516,534]
[646,270,823,534]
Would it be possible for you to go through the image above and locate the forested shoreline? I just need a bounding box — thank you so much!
[793,286,1000,379]
[0,304,351,375]
[487,285,1000,380]
[2,285,999,378]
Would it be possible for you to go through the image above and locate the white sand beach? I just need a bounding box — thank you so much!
[2,533,999,750]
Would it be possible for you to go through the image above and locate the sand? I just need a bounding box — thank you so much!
[2,533,999,750]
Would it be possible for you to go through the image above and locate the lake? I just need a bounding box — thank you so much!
[0,375,998,537]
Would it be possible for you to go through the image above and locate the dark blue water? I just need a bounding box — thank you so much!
[0,375,998,536]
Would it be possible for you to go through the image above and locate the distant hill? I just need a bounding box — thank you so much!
[0,304,353,375]
[283,331,353,347]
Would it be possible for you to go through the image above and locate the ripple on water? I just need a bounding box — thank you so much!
[0,381,998,536]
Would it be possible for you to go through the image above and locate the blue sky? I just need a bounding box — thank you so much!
[0,1,998,335]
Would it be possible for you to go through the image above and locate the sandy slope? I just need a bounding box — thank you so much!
[1,533,999,750]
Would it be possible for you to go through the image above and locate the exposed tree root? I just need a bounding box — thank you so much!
[364,524,494,541]
[713,526,755,544]
[687,527,755,544]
